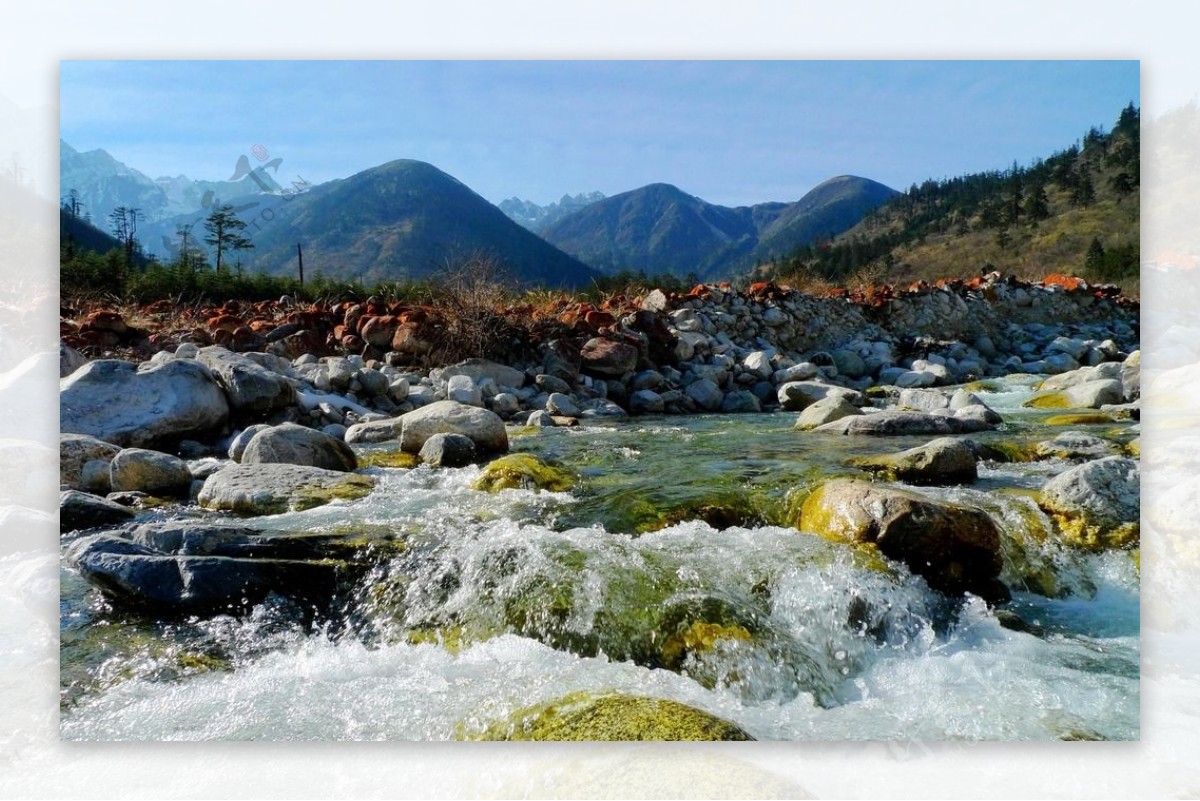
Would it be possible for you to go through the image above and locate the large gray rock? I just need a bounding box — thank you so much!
[720,390,761,414]
[345,418,403,444]
[814,409,996,436]
[580,338,638,377]
[196,346,295,413]
[1122,350,1140,402]
[445,374,483,407]
[197,463,375,515]
[59,490,135,533]
[794,396,863,431]
[1038,362,1123,392]
[546,392,582,418]
[850,437,978,485]
[60,433,121,489]
[628,389,665,415]
[109,448,194,497]
[798,479,1006,601]
[398,400,508,454]
[1039,456,1139,551]
[228,424,272,462]
[777,381,865,411]
[1025,379,1124,410]
[61,359,230,448]
[685,378,724,412]
[898,388,949,413]
[241,423,358,471]
[1034,432,1119,461]
[60,342,87,377]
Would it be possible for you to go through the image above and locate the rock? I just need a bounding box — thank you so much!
[1024,379,1124,410]
[60,490,136,532]
[527,410,556,427]
[60,342,87,377]
[491,392,520,418]
[948,389,987,411]
[1034,432,1119,461]
[641,288,670,312]
[898,388,949,412]
[60,433,121,489]
[354,368,390,398]
[777,381,865,411]
[541,339,581,383]
[61,359,230,448]
[685,378,724,412]
[815,409,996,436]
[832,349,867,379]
[445,374,483,406]
[580,338,638,377]
[742,351,774,380]
[535,373,572,395]
[227,424,271,462]
[579,399,628,419]
[798,479,1005,601]
[419,432,477,467]
[470,453,574,493]
[773,362,819,384]
[109,448,194,497]
[344,418,403,444]
[953,404,1004,426]
[399,400,508,454]
[242,423,357,471]
[65,533,346,613]
[630,370,665,392]
[440,359,526,391]
[720,390,761,414]
[1038,362,1123,392]
[850,437,978,485]
[196,346,295,413]
[629,389,665,415]
[198,463,375,515]
[1122,350,1140,401]
[467,692,753,741]
[894,370,938,389]
[1047,336,1089,361]
[1038,456,1139,550]
[80,460,113,494]
[794,396,863,430]
[546,392,582,418]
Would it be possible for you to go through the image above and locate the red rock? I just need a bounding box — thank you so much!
[83,310,127,334]
[580,337,638,376]
[360,315,401,347]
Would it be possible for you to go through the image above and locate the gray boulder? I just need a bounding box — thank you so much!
[196,346,295,413]
[61,433,120,489]
[1039,456,1139,550]
[197,463,375,515]
[398,400,508,454]
[794,396,863,431]
[628,389,665,415]
[850,437,978,485]
[546,392,582,418]
[685,378,724,412]
[815,409,996,436]
[60,489,135,533]
[720,390,761,414]
[242,423,358,471]
[1034,432,1119,461]
[439,359,526,391]
[60,359,230,448]
[418,432,478,467]
[345,418,403,444]
[60,342,87,378]
[446,374,483,407]
[109,448,194,497]
[228,424,272,461]
[777,381,865,411]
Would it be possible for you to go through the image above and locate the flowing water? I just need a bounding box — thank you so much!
[58,378,1140,741]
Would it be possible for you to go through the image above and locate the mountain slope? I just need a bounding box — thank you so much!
[144,159,599,288]
[541,176,898,280]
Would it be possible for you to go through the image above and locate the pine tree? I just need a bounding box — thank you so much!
[204,204,255,274]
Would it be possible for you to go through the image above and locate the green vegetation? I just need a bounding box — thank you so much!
[770,104,1140,291]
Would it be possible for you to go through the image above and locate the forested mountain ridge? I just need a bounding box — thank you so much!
[766,103,1140,290]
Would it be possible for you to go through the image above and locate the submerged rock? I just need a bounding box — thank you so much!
[464,692,753,741]
[470,453,575,493]
[850,437,978,485]
[814,409,996,436]
[798,479,1006,601]
[1038,456,1139,550]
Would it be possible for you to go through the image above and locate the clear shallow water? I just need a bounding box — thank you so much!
[59,380,1140,741]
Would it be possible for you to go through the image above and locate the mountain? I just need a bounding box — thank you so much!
[59,140,281,225]
[499,191,605,232]
[769,103,1141,289]
[141,159,599,288]
[540,176,898,280]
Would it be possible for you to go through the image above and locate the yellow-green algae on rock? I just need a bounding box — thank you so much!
[1044,413,1116,426]
[357,450,420,470]
[462,691,754,741]
[470,453,576,493]
[659,621,753,671]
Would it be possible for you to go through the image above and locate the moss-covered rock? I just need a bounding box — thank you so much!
[197,463,375,515]
[1044,413,1117,426]
[797,479,1006,601]
[659,620,752,671]
[970,440,1037,463]
[471,453,576,493]
[1038,456,1139,551]
[357,449,420,469]
[463,692,754,741]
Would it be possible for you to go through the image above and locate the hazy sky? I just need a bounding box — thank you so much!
[60,60,1139,207]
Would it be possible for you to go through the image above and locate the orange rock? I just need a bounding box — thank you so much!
[1042,273,1088,291]
[207,314,246,332]
[83,310,127,334]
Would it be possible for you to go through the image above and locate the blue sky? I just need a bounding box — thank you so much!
[60,60,1139,207]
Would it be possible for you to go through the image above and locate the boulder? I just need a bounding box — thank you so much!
[1038,456,1139,550]
[60,359,230,448]
[399,400,508,454]
[60,433,120,489]
[546,392,582,418]
[439,359,526,391]
[720,390,761,414]
[445,374,483,407]
[345,418,403,444]
[580,338,638,377]
[798,479,1006,601]
[471,453,575,493]
[59,489,135,533]
[685,378,724,412]
[953,404,1004,426]
[108,448,194,497]
[1024,379,1124,410]
[628,389,665,415]
[777,381,865,411]
[418,432,478,467]
[1122,350,1140,402]
[242,423,358,471]
[1037,362,1123,392]
[228,424,272,462]
[197,463,375,515]
[1034,432,1119,461]
[196,346,295,413]
[814,410,996,436]
[535,373,573,395]
[60,341,87,377]
[849,437,978,485]
[794,396,863,431]
[490,392,520,418]
[898,388,949,413]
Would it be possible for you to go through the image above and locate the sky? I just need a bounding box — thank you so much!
[59,60,1140,208]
